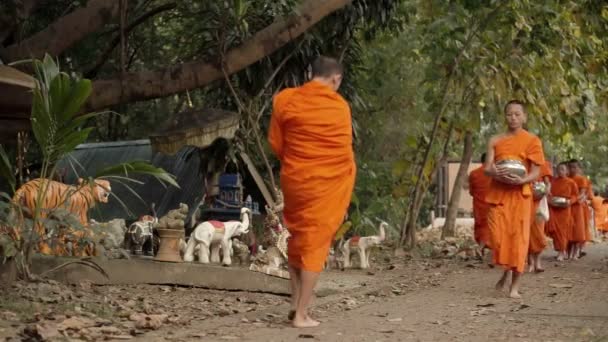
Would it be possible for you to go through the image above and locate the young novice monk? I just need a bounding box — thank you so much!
[269,56,356,328]
[568,160,588,259]
[546,162,578,261]
[591,190,607,241]
[528,161,552,273]
[484,100,545,299]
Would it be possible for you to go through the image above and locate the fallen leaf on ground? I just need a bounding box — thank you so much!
[549,283,573,289]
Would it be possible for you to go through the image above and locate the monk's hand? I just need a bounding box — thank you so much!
[494,165,511,178]
[502,173,524,185]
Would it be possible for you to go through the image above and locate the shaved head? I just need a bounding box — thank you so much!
[311,56,343,78]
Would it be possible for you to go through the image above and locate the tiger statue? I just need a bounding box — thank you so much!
[11,177,111,256]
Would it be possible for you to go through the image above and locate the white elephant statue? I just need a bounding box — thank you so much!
[340,221,387,269]
[183,207,251,266]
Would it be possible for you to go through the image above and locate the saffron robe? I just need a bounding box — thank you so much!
[584,179,594,241]
[591,196,608,233]
[468,166,492,247]
[529,161,553,254]
[486,129,544,273]
[570,175,588,243]
[546,177,578,252]
[600,202,608,232]
[268,81,356,273]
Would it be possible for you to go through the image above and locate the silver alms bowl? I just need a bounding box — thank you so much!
[550,196,569,208]
[532,181,547,199]
[496,159,527,177]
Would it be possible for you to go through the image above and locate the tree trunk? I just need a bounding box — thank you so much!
[1,0,121,62]
[401,121,455,248]
[85,0,354,111]
[441,130,473,239]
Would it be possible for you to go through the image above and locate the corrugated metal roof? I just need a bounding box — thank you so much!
[57,139,204,222]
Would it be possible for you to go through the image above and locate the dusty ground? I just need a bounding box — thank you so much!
[1,243,607,341]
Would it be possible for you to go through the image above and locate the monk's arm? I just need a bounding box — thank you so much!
[577,185,587,202]
[519,163,541,184]
[570,183,580,204]
[268,112,283,160]
[483,137,506,178]
[543,176,552,194]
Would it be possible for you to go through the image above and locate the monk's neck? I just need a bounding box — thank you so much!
[506,127,524,136]
[309,78,335,90]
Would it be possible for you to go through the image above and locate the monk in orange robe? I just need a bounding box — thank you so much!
[268,56,356,328]
[484,100,544,299]
[468,153,492,253]
[600,199,608,239]
[527,161,552,273]
[546,162,578,261]
[583,177,594,242]
[591,192,607,240]
[568,160,589,259]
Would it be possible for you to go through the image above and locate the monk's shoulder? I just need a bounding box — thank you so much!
[332,92,351,113]
[521,130,542,147]
[273,88,298,110]
[488,133,507,147]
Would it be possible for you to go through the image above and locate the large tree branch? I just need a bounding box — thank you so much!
[1,0,120,62]
[85,2,177,79]
[86,0,354,111]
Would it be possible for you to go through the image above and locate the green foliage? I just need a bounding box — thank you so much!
[95,160,179,189]
[31,55,97,164]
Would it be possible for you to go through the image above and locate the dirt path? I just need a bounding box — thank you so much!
[148,243,608,342]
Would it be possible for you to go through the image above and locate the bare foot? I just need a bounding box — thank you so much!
[292,315,320,328]
[556,255,564,262]
[495,277,508,291]
[509,290,521,299]
[534,268,544,273]
[527,265,534,273]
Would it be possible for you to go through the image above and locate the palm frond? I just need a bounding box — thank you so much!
[95,160,179,189]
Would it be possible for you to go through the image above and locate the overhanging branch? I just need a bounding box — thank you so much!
[86,0,354,111]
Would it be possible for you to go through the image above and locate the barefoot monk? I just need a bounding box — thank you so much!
[567,160,588,259]
[268,56,356,328]
[484,100,545,298]
[546,162,578,261]
[528,160,552,273]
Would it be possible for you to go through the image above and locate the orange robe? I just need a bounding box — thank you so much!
[601,202,608,232]
[529,161,553,254]
[591,196,607,233]
[486,129,545,273]
[570,175,588,243]
[584,179,594,241]
[268,80,356,273]
[468,166,492,247]
[546,177,578,252]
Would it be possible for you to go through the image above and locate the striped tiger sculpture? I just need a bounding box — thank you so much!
[11,178,111,256]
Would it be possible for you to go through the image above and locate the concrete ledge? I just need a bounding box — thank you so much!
[28,256,290,295]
